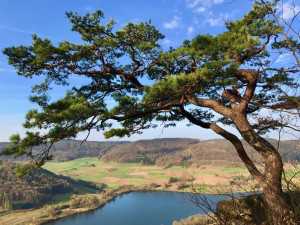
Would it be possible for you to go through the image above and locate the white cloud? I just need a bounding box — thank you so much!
[281,2,300,20]
[83,6,94,12]
[187,26,194,34]
[0,24,54,40]
[186,0,224,9]
[186,0,201,8]
[195,7,206,13]
[274,53,294,65]
[0,25,33,35]
[161,38,172,46]
[185,0,225,15]
[163,16,180,29]
[205,12,229,27]
[207,17,222,26]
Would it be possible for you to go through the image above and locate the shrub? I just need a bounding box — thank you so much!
[163,183,172,188]
[176,182,190,190]
[168,177,180,184]
[148,183,161,189]
[69,195,100,209]
[173,214,215,225]
[45,205,60,218]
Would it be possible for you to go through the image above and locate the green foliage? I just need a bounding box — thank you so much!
[104,128,130,139]
[15,163,38,177]
[168,177,180,184]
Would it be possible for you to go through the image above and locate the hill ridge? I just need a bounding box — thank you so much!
[1,138,299,166]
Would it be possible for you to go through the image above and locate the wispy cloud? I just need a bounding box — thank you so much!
[205,12,229,27]
[185,0,224,13]
[0,25,33,35]
[0,24,58,42]
[163,16,181,29]
[281,2,300,20]
[195,7,206,13]
[83,5,95,12]
[161,38,173,47]
[187,26,194,35]
[274,53,294,65]
[184,0,238,30]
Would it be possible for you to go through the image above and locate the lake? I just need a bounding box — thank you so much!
[48,191,228,225]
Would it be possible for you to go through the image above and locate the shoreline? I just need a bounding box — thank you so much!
[41,188,225,225]
[41,186,148,225]
[0,185,255,225]
[0,186,234,225]
[0,186,147,225]
[1,186,200,225]
[42,188,224,225]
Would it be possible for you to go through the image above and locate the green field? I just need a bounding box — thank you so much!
[44,157,251,191]
[2,158,300,225]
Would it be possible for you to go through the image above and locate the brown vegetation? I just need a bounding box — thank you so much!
[100,139,300,167]
[0,162,102,210]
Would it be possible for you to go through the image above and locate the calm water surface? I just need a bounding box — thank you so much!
[48,191,227,225]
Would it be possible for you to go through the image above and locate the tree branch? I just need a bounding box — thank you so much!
[238,69,259,112]
[186,95,232,118]
[179,105,263,180]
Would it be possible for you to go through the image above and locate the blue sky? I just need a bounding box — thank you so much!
[0,0,298,141]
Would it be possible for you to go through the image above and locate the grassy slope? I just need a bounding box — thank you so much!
[43,157,251,192]
[44,157,300,193]
[3,158,300,225]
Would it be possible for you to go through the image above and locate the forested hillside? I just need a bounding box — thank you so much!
[0,161,102,210]
[1,138,299,166]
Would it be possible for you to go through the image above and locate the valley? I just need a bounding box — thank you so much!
[43,157,250,192]
[1,138,300,225]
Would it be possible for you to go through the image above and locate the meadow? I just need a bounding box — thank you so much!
[43,157,251,192]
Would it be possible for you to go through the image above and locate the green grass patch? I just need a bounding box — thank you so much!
[44,157,99,173]
[148,171,168,179]
[44,158,253,193]
[192,184,211,193]
[222,167,246,174]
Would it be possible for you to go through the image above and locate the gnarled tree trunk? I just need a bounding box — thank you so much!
[234,115,297,225]
[262,150,295,224]
[181,104,297,224]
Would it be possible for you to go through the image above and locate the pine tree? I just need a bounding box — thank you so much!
[2,1,299,224]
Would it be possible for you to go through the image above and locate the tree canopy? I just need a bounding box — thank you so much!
[2,1,299,164]
[2,1,300,223]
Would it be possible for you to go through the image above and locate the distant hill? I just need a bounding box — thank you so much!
[0,139,127,161]
[100,138,300,166]
[100,138,200,164]
[0,161,102,210]
[0,138,299,166]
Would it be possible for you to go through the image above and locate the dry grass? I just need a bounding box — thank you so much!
[173,214,216,225]
[43,157,253,193]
